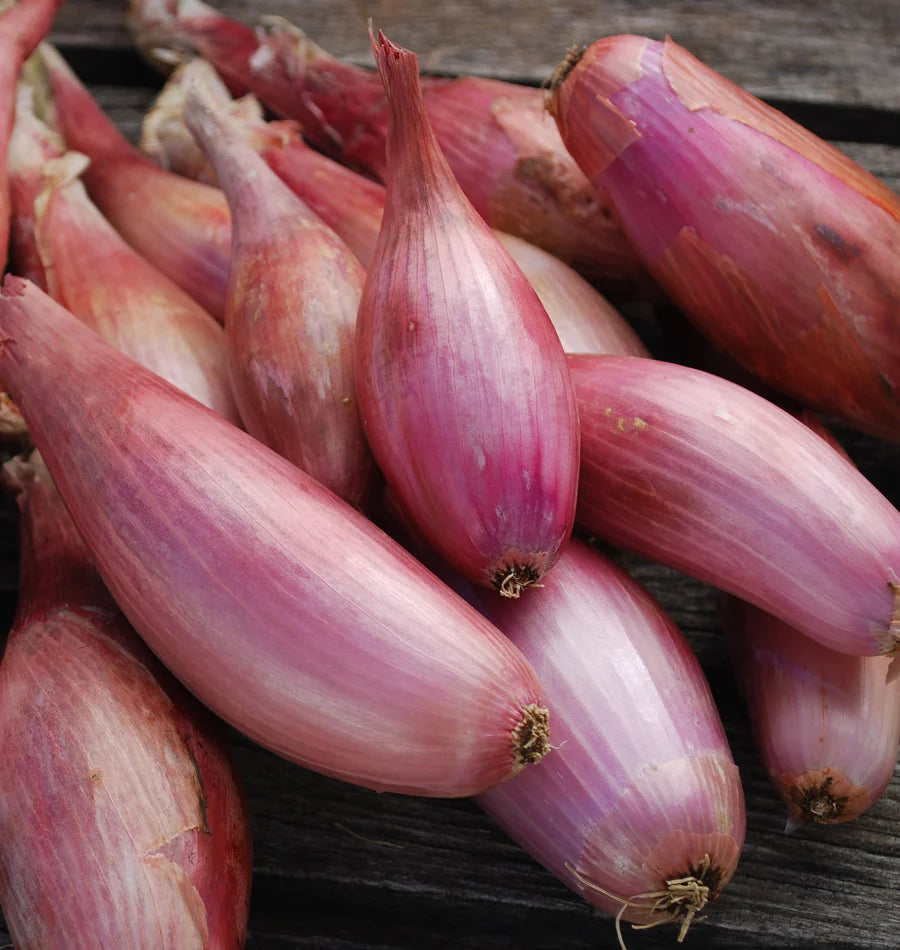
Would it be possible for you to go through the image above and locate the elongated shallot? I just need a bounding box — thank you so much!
[0,276,551,797]
[549,36,900,441]
[7,87,239,422]
[356,32,579,596]
[0,451,252,949]
[570,354,900,657]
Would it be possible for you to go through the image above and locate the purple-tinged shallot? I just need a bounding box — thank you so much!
[38,42,232,320]
[570,354,900,657]
[7,88,239,422]
[0,276,550,797]
[356,32,579,596]
[549,36,900,442]
[726,414,900,824]
[473,539,744,945]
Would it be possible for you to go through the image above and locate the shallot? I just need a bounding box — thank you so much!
[726,413,900,823]
[183,75,374,507]
[570,354,900,657]
[0,451,252,949]
[7,87,239,422]
[39,42,232,320]
[475,539,745,944]
[0,276,551,797]
[356,31,579,595]
[549,36,900,441]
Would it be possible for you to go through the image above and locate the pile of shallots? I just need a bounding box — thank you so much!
[0,1,897,948]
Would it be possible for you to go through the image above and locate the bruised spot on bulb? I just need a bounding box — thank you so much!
[634,418,648,430]
[511,702,550,766]
[813,224,861,264]
[89,769,102,784]
[407,321,416,332]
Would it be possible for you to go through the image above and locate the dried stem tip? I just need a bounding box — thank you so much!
[512,703,550,766]
[546,45,586,99]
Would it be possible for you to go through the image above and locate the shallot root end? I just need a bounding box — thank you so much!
[567,854,718,949]
[512,703,550,766]
[493,562,544,598]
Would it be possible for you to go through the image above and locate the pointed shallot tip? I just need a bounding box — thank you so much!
[566,855,716,949]
[492,563,543,598]
[511,703,550,766]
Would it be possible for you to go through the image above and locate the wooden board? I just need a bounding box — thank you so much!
[0,2,899,948]
[53,0,900,112]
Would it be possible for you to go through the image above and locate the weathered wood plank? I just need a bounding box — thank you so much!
[51,0,900,112]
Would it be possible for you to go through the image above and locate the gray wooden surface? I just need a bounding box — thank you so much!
[0,2,898,948]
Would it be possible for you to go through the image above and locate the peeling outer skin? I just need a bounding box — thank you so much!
[488,98,641,285]
[0,452,251,949]
[0,1,67,266]
[886,581,900,655]
[661,38,900,220]
[552,37,900,441]
[130,0,393,173]
[0,611,251,950]
[783,768,871,824]
[548,34,646,173]
[655,230,900,441]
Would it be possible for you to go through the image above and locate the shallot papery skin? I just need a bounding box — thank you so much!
[569,354,900,657]
[39,43,231,320]
[0,276,550,797]
[7,92,240,423]
[0,0,64,268]
[0,451,252,949]
[141,58,264,184]
[356,32,579,597]
[476,540,745,938]
[127,0,647,288]
[726,412,900,824]
[549,36,900,442]
[727,599,900,826]
[183,79,375,508]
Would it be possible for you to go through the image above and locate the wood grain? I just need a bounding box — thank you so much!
[52,0,900,112]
